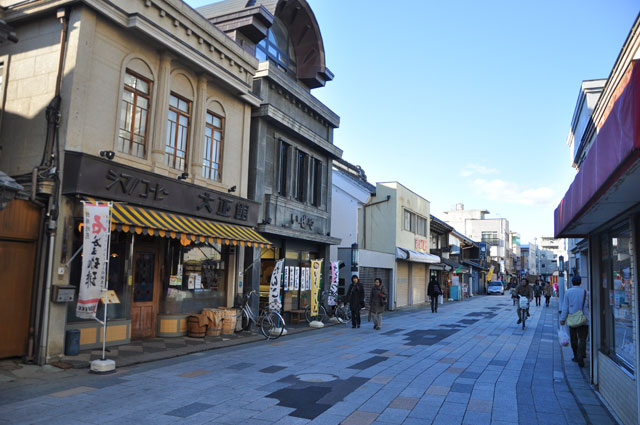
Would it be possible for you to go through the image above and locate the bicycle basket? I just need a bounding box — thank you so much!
[518,296,529,309]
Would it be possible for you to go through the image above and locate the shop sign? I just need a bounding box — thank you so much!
[328,262,339,306]
[62,152,260,227]
[77,202,111,319]
[415,239,428,251]
[284,266,290,291]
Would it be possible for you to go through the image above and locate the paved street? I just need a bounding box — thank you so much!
[0,296,617,425]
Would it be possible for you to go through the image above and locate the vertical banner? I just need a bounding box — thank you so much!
[76,203,111,319]
[306,267,311,290]
[300,268,306,291]
[284,265,290,291]
[288,266,295,290]
[328,261,339,306]
[310,259,323,317]
[294,266,300,290]
[269,259,284,311]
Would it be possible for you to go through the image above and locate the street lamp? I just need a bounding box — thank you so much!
[0,171,23,210]
[351,242,359,272]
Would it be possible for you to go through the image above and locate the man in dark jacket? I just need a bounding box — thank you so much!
[346,275,365,328]
[515,279,533,324]
[427,276,442,313]
[369,278,387,330]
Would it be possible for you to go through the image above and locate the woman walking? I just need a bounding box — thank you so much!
[427,276,442,313]
[369,278,387,330]
[346,274,365,328]
[543,281,552,307]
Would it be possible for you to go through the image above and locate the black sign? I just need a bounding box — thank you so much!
[62,151,260,227]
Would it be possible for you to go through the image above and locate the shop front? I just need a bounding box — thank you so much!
[395,248,440,308]
[61,152,269,348]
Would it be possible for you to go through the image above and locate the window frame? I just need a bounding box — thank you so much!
[165,92,191,171]
[278,140,290,196]
[295,149,308,203]
[202,110,224,182]
[117,69,152,159]
[310,158,322,207]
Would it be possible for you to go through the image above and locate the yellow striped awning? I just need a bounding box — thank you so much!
[87,201,270,248]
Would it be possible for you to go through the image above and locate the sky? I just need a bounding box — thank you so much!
[186,0,639,245]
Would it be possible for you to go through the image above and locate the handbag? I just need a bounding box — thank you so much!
[567,290,587,328]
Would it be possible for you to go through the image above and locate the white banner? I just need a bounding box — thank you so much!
[294,266,300,290]
[269,259,284,311]
[328,261,339,306]
[76,203,111,319]
[284,265,290,291]
[305,267,311,290]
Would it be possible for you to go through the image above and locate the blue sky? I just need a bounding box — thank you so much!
[186,0,639,244]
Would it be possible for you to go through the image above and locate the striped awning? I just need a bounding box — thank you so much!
[87,200,270,247]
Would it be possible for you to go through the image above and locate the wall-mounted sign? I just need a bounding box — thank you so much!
[62,152,260,226]
[415,239,428,251]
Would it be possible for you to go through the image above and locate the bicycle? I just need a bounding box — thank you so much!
[518,295,530,330]
[305,290,351,324]
[240,290,286,339]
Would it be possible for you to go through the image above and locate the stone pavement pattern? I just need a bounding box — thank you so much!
[0,296,618,425]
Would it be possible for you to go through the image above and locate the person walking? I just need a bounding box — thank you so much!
[369,278,387,330]
[534,281,543,306]
[346,274,365,328]
[427,275,442,313]
[543,281,552,307]
[560,275,589,368]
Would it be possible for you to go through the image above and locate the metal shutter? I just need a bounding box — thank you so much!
[396,261,409,307]
[412,263,426,305]
[360,267,391,309]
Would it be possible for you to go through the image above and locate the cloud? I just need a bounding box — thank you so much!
[460,164,500,177]
[472,178,558,206]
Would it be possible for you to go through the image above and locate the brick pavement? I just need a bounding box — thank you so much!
[0,296,619,425]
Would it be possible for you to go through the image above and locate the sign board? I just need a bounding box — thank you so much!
[100,290,120,305]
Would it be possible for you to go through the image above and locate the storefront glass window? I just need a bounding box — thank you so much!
[610,225,635,368]
[161,240,227,315]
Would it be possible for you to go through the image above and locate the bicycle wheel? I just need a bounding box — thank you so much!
[259,313,275,339]
[241,307,252,331]
[267,311,285,339]
[304,305,312,323]
[318,306,328,323]
[521,309,526,330]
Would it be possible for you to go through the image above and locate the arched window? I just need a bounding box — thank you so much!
[117,59,153,158]
[203,110,224,182]
[256,17,296,74]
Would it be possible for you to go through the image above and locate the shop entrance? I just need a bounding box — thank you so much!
[131,244,160,339]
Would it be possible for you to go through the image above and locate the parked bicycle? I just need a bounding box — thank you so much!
[240,290,286,339]
[305,290,351,323]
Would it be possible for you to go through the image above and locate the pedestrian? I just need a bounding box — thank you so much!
[543,281,552,307]
[346,274,365,328]
[369,278,387,330]
[427,275,442,313]
[560,275,589,368]
[534,281,542,306]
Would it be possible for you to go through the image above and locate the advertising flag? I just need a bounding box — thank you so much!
[294,266,300,290]
[328,261,339,306]
[310,259,323,317]
[76,203,111,319]
[269,259,284,311]
[284,265,290,291]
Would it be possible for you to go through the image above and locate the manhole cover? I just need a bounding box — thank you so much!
[296,373,338,383]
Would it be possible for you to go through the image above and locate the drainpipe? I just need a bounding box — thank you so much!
[37,7,69,365]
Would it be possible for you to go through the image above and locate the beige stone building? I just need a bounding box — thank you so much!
[0,0,269,363]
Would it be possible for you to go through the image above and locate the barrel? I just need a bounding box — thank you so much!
[220,307,237,335]
[187,316,207,338]
[204,308,223,336]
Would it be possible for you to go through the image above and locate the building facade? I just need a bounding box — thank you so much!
[199,0,342,318]
[555,15,640,425]
[359,182,439,309]
[0,0,268,362]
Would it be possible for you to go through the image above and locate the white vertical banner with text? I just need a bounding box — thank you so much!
[328,262,339,306]
[76,203,111,319]
[269,259,284,311]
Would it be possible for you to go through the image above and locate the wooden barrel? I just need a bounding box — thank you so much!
[220,308,237,335]
[187,316,207,338]
[204,309,223,336]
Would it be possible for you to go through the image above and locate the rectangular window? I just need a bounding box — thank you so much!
[610,224,635,369]
[404,210,417,232]
[295,150,308,202]
[165,93,191,171]
[203,112,223,181]
[278,141,290,196]
[117,70,151,158]
[416,216,427,237]
[310,158,322,207]
[482,231,499,246]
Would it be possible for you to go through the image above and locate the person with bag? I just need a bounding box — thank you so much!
[515,279,533,324]
[369,278,387,330]
[560,275,589,368]
[346,274,365,328]
[427,275,442,313]
[543,281,553,307]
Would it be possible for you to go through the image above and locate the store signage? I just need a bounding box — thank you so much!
[269,259,284,311]
[290,214,314,230]
[77,202,111,319]
[62,152,260,227]
[415,239,428,251]
[328,262,339,306]
[310,260,323,317]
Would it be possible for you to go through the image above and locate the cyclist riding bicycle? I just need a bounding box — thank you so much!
[513,278,533,325]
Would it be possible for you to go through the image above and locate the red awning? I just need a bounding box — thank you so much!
[554,62,640,237]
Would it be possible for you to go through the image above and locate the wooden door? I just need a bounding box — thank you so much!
[131,245,160,339]
[0,241,36,358]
